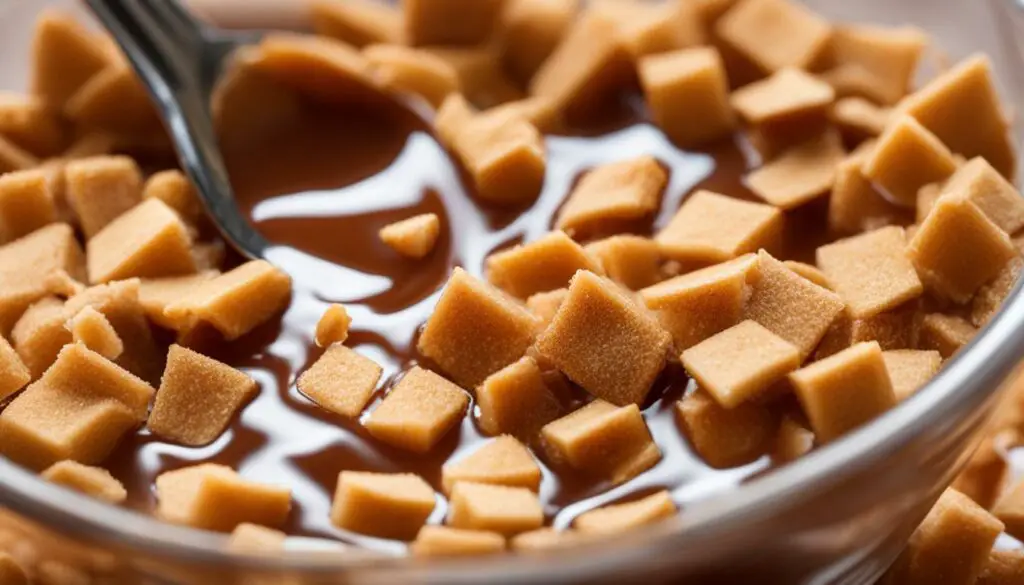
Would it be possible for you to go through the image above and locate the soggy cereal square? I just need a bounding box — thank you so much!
[555,157,667,236]
[715,0,832,74]
[447,481,544,536]
[823,25,927,105]
[0,169,57,245]
[330,471,436,540]
[747,130,846,210]
[364,366,469,453]
[656,190,783,265]
[573,490,676,535]
[297,344,382,419]
[0,223,85,334]
[676,388,778,468]
[41,460,127,504]
[137,272,219,331]
[411,526,506,557]
[450,108,547,206]
[442,435,541,496]
[30,11,113,109]
[476,356,562,439]
[87,199,196,284]
[65,155,143,239]
[862,115,958,207]
[730,68,834,128]
[66,305,123,360]
[942,157,1024,235]
[12,296,71,379]
[486,231,603,299]
[143,170,202,224]
[156,464,291,532]
[883,349,942,401]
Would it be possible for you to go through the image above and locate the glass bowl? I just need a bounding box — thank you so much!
[1,1,1024,583]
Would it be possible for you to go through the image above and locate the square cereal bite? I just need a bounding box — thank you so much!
[655,190,783,265]
[87,198,196,284]
[942,157,1024,235]
[730,68,834,137]
[403,0,505,47]
[441,435,541,495]
[364,366,469,453]
[411,526,505,557]
[12,296,70,379]
[815,226,923,319]
[66,305,123,360]
[585,235,663,291]
[555,156,667,236]
[476,356,562,439]
[500,0,579,85]
[746,130,846,210]
[64,155,143,239]
[41,460,127,504]
[861,115,958,207]
[883,350,942,401]
[379,213,441,259]
[363,45,460,109]
[789,341,896,443]
[536,270,670,406]
[639,47,735,148]
[676,389,778,468]
[681,320,801,409]
[0,335,30,402]
[417,267,539,388]
[919,313,977,359]
[147,345,258,447]
[573,490,676,535]
[330,471,436,540]
[828,154,903,235]
[0,223,85,334]
[715,0,832,74]
[310,0,402,48]
[297,345,382,418]
[813,302,919,360]
[30,10,113,110]
[156,464,291,532]
[447,481,544,536]
[143,170,202,224]
[0,169,57,245]
[486,231,603,299]
[829,97,891,139]
[822,25,927,105]
[541,400,661,484]
[137,272,218,331]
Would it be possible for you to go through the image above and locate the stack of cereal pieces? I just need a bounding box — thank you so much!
[0,0,1022,582]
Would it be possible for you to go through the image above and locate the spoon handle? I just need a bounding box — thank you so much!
[84,0,268,259]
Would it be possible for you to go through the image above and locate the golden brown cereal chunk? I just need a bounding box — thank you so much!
[164,260,292,341]
[682,320,801,408]
[486,232,602,299]
[0,335,30,402]
[64,155,143,239]
[66,306,123,360]
[148,345,258,447]
[823,25,927,105]
[310,0,402,48]
[900,55,1015,179]
[745,250,845,358]
[449,108,546,206]
[87,199,196,284]
[828,155,903,235]
[0,170,57,245]
[0,136,39,175]
[919,313,977,359]
[30,10,113,110]
[813,302,920,359]
[883,350,942,401]
[426,46,524,109]
[156,464,291,532]
[891,489,1003,585]
[942,157,1024,235]
[585,236,662,291]
[227,523,287,553]
[830,97,891,139]
[143,170,202,224]
[411,526,505,557]
[476,356,561,438]
[364,366,469,453]
[816,227,922,319]
[330,471,436,540]
[771,414,814,463]
[136,272,218,331]
[656,190,783,265]
[784,261,831,289]
[790,341,896,443]
[297,345,382,418]
[251,34,375,106]
[541,400,660,484]
[972,258,1023,328]
[747,130,846,210]
[500,0,578,85]
[978,550,1024,585]
[315,304,351,348]
[41,460,127,504]
[715,0,832,74]
[12,297,71,379]
[573,491,676,535]
[862,116,958,206]
[64,66,160,134]
[0,91,65,157]
[641,254,760,351]
[677,388,778,468]
[530,13,633,121]
[536,270,670,406]
[555,157,667,236]
[907,195,1017,304]
[379,213,441,259]
[442,435,541,495]
[639,47,735,148]
[447,481,544,536]
[731,68,834,130]
[418,268,539,387]
[404,0,504,46]
[364,45,459,108]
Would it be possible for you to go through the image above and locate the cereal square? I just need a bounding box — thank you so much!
[541,400,661,484]
[907,195,1017,304]
[140,274,220,329]
[639,47,735,148]
[919,313,977,359]
[66,306,123,360]
[64,156,143,239]
[447,481,544,536]
[656,190,783,265]
[30,11,113,109]
[476,356,562,438]
[828,155,902,235]
[730,68,834,129]
[64,66,160,134]
[12,296,71,378]
[41,460,127,504]
[148,345,258,447]
[745,250,845,358]
[364,45,459,109]
[227,523,287,553]
[297,345,382,418]
[536,270,670,406]
[526,288,567,332]
[310,0,402,47]
[0,223,85,334]
[641,254,761,351]
[790,341,896,443]
[330,471,436,540]
[411,526,505,557]
[0,169,57,245]
[0,334,30,402]
[715,0,832,74]
[0,92,65,157]
[813,303,919,360]
[156,464,291,532]
[830,97,891,139]
[403,0,505,46]
[143,170,202,224]
[441,435,541,495]
[824,25,927,105]
[449,108,547,206]
[771,414,814,463]
[379,213,441,259]
[573,490,676,535]
[816,226,923,319]
[486,231,603,299]
[585,235,663,291]
[418,268,539,388]
[862,115,958,206]
[39,342,154,418]
[555,157,667,236]
[747,130,846,210]
[676,389,778,468]
[364,366,469,453]
[883,350,942,401]
[943,157,1024,235]
[315,303,351,348]
[500,0,579,84]
[87,199,196,284]
[972,258,1023,327]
